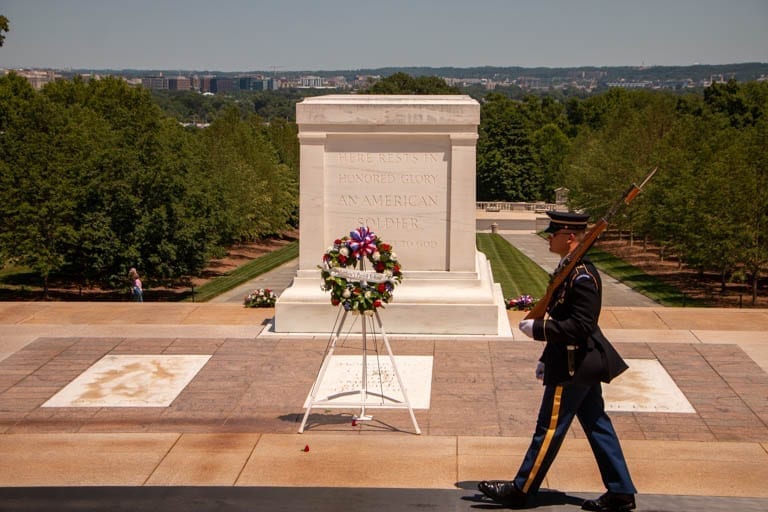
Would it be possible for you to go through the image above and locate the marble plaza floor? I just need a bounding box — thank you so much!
[1,301,768,510]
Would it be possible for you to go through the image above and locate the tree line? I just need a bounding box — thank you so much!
[477,80,767,304]
[1,70,765,303]
[0,74,297,294]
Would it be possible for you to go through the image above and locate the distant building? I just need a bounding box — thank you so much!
[167,76,191,91]
[197,77,236,93]
[199,75,215,93]
[7,69,60,89]
[300,76,324,88]
[353,75,380,89]
[142,74,193,91]
[517,76,542,89]
[606,80,652,89]
[239,76,278,91]
[324,76,349,89]
[444,77,494,89]
[212,77,236,93]
[141,75,168,90]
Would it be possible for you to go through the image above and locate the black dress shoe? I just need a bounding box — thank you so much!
[477,480,527,507]
[581,491,636,512]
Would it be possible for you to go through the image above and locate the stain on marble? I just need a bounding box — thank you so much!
[42,355,211,407]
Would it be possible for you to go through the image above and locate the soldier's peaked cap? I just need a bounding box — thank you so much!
[544,211,590,233]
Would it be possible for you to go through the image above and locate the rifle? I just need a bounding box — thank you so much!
[524,167,658,321]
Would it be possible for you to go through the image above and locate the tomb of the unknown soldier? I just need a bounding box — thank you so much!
[274,95,509,336]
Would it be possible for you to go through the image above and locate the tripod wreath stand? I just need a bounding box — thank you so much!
[298,307,421,434]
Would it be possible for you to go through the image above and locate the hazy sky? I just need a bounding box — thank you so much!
[1,0,766,71]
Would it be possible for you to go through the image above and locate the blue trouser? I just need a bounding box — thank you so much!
[513,383,636,495]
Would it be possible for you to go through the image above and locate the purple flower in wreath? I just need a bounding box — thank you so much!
[506,294,536,310]
[348,226,376,260]
[319,227,402,312]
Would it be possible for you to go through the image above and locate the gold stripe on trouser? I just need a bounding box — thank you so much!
[522,385,563,494]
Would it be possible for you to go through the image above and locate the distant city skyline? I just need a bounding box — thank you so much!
[1,0,766,72]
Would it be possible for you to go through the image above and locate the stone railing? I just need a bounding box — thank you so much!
[476,201,559,213]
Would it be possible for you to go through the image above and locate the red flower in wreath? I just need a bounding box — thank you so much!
[319,226,403,312]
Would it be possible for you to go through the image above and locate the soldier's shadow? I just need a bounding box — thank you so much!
[456,481,583,509]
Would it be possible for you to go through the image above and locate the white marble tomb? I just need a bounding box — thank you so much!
[274,95,508,335]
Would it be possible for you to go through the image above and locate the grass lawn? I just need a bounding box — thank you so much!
[586,247,704,307]
[476,233,549,299]
[189,241,298,302]
[476,232,696,307]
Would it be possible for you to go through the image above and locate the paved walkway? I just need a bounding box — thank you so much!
[498,232,659,308]
[1,302,767,510]
[209,259,300,304]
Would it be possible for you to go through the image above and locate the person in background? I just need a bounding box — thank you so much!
[128,268,143,302]
[478,211,636,512]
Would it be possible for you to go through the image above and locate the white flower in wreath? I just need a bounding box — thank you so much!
[364,291,372,299]
[342,288,352,298]
[391,252,398,260]
[339,247,350,257]
[372,251,381,261]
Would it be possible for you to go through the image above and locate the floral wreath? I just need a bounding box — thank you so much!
[319,226,402,313]
[506,294,537,311]
[244,288,277,308]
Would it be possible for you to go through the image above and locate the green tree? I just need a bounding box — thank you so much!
[1,71,301,295]
[0,15,8,47]
[202,107,296,243]
[0,75,105,295]
[477,94,537,201]
[364,72,461,94]
[655,83,767,300]
[36,76,217,285]
[565,90,677,238]
[703,79,766,128]
[567,81,768,303]
[250,89,312,121]
[266,117,299,175]
[530,123,570,201]
[728,117,768,303]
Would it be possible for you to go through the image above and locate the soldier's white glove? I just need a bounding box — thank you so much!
[535,361,545,381]
[518,319,534,338]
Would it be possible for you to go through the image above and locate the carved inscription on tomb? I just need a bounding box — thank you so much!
[326,143,449,270]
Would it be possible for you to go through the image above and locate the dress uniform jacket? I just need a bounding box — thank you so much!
[531,256,627,385]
